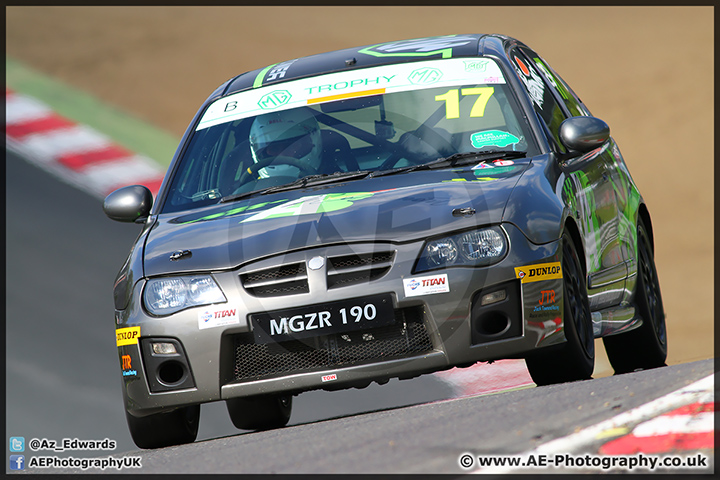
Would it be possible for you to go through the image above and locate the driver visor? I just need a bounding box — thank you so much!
[254,134,315,160]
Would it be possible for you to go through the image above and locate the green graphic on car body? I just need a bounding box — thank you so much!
[241,192,376,223]
[358,35,477,59]
[470,130,520,148]
[177,193,379,225]
[253,64,277,89]
[472,165,517,176]
[176,199,288,224]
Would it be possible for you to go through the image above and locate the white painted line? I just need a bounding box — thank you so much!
[7,90,167,200]
[20,125,112,160]
[7,137,109,198]
[632,412,714,437]
[472,373,714,473]
[5,94,53,124]
[81,155,164,192]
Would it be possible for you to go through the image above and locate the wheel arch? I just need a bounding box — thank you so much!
[637,203,655,253]
[562,216,586,278]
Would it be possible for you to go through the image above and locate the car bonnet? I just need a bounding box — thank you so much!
[142,165,527,276]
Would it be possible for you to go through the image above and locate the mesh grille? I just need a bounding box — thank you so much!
[241,263,308,297]
[329,252,394,269]
[231,306,432,383]
[327,252,395,289]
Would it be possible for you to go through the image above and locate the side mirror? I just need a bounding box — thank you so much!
[103,185,153,223]
[559,116,610,153]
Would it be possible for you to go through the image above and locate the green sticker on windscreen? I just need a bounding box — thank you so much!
[470,130,519,148]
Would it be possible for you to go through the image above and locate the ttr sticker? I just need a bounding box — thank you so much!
[515,262,562,284]
[121,355,137,377]
[116,326,141,346]
[471,130,519,149]
[539,289,556,305]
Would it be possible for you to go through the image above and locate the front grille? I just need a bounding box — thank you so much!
[240,251,396,297]
[327,251,395,289]
[230,306,432,383]
[240,263,308,297]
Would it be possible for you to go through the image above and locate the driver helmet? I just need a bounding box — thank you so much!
[249,108,323,177]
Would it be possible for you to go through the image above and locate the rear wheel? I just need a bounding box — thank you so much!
[125,404,200,449]
[226,394,292,431]
[603,218,667,373]
[526,231,594,386]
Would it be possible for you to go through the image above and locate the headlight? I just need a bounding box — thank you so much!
[415,226,508,272]
[144,275,226,316]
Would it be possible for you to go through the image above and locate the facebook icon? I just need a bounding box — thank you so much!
[9,455,25,470]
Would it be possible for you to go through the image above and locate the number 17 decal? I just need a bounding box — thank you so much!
[435,87,494,119]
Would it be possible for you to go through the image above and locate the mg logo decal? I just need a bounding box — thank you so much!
[408,67,442,85]
[258,90,291,110]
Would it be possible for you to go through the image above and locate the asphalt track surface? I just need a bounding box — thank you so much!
[6,150,714,474]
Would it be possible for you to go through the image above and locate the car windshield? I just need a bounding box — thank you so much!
[162,57,539,213]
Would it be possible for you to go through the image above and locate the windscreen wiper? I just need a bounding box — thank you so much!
[219,170,372,203]
[425,150,528,168]
[262,170,372,194]
[370,150,528,178]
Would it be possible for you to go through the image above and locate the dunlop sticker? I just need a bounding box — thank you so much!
[515,262,562,284]
[116,326,141,346]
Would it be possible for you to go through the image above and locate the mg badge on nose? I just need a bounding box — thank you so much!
[308,256,324,270]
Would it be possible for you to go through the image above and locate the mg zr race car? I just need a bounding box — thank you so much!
[104,34,667,448]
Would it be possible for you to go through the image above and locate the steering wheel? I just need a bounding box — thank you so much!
[378,126,455,170]
[238,155,317,184]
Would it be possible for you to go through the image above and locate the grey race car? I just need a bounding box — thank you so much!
[104,34,667,448]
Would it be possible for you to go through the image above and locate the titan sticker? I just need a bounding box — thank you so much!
[116,326,141,347]
[515,262,562,284]
[198,305,241,330]
[403,274,450,297]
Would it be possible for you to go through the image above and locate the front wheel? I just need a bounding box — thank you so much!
[525,231,595,386]
[226,394,292,431]
[603,218,667,374]
[125,405,200,449]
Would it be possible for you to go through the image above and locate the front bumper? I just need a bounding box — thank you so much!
[116,223,563,416]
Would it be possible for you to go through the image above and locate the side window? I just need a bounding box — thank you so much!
[510,48,568,153]
[530,54,591,117]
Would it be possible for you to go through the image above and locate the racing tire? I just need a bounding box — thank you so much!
[525,230,595,386]
[603,218,667,374]
[226,394,292,431]
[125,404,200,449]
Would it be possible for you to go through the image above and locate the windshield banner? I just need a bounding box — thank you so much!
[197,58,506,131]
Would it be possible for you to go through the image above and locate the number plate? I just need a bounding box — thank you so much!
[250,294,394,344]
